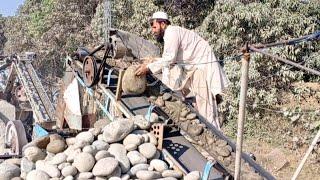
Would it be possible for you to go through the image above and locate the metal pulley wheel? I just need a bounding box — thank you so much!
[14,85,27,102]
[5,120,28,155]
[83,56,99,87]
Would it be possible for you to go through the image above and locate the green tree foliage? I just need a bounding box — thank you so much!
[194,0,320,136]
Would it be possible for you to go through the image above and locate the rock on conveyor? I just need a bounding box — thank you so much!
[0,116,200,180]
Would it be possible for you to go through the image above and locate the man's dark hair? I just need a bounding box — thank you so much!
[157,19,171,25]
[150,19,171,26]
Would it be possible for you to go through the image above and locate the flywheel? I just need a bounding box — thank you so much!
[5,120,28,155]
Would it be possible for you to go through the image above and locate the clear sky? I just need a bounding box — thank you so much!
[0,0,25,17]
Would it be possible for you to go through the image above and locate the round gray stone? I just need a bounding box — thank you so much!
[107,166,121,178]
[109,177,121,180]
[136,170,162,180]
[150,159,168,172]
[138,143,157,159]
[128,163,149,176]
[88,127,101,137]
[77,172,93,179]
[73,140,89,149]
[0,162,20,179]
[108,143,130,173]
[92,157,119,176]
[4,158,21,167]
[157,178,178,180]
[58,162,70,170]
[26,170,49,180]
[21,157,35,173]
[186,113,197,120]
[73,152,95,172]
[65,137,76,146]
[155,97,165,107]
[48,152,67,165]
[24,146,46,162]
[127,151,147,165]
[66,148,81,163]
[35,161,60,178]
[76,131,94,144]
[95,150,113,161]
[162,93,172,101]
[162,170,183,178]
[46,140,66,154]
[131,130,149,135]
[63,175,74,180]
[122,65,147,95]
[61,165,77,177]
[141,134,149,143]
[180,110,189,118]
[123,134,142,147]
[92,140,109,151]
[120,174,130,180]
[82,145,97,155]
[132,115,150,130]
[148,133,158,146]
[103,119,134,143]
[149,112,159,123]
[216,146,231,157]
[125,143,137,151]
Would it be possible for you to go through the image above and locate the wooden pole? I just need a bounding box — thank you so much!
[235,52,250,179]
[291,129,320,180]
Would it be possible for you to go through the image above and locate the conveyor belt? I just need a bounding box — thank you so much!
[120,93,228,179]
[68,53,275,179]
[68,56,230,177]
[14,62,53,122]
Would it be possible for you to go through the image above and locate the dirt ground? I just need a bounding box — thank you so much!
[236,82,320,179]
[243,138,320,179]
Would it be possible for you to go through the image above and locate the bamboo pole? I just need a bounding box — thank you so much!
[235,52,250,180]
[291,129,320,180]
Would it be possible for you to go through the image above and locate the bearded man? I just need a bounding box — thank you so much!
[135,11,228,129]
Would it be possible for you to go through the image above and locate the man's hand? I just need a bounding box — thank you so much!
[135,64,149,76]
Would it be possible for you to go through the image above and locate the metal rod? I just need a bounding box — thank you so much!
[249,46,320,76]
[291,129,320,180]
[0,154,22,159]
[235,52,250,179]
[88,44,105,57]
[252,32,318,49]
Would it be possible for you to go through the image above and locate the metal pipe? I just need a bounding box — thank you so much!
[249,46,320,76]
[235,52,250,179]
[0,154,22,159]
[252,32,319,49]
[88,44,105,57]
[291,129,320,180]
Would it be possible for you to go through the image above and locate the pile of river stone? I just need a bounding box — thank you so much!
[150,92,263,179]
[0,116,202,180]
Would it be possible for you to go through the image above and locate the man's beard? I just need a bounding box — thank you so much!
[155,28,165,43]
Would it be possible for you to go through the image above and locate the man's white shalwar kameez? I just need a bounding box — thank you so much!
[147,25,229,129]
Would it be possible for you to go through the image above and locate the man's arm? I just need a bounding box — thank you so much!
[135,27,180,75]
